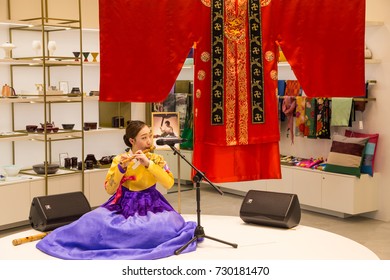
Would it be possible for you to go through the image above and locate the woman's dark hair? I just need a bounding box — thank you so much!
[123,120,147,148]
[165,120,170,126]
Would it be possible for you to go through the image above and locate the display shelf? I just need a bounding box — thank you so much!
[0,128,124,142]
[0,57,81,65]
[0,58,99,66]
[0,135,30,142]
[0,95,83,103]
[84,166,110,172]
[0,19,33,29]
[1,0,85,196]
[8,17,80,32]
[0,174,43,186]
[0,0,114,230]
[28,132,82,141]
[83,127,125,135]
[0,131,28,141]
[365,59,381,64]
[82,27,99,32]
[83,61,100,66]
[0,133,82,142]
[366,21,384,27]
[84,96,99,101]
[20,167,81,177]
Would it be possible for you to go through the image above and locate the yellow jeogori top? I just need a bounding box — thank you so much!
[104,152,174,195]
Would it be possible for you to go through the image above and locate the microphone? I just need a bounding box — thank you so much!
[156,138,187,146]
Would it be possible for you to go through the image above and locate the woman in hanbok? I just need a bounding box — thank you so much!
[36,120,197,259]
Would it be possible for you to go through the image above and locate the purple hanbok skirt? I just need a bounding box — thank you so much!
[36,186,197,260]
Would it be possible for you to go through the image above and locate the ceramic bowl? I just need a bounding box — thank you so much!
[26,125,38,133]
[99,155,113,165]
[2,165,21,177]
[85,154,97,164]
[84,122,97,130]
[32,162,59,174]
[62,123,75,130]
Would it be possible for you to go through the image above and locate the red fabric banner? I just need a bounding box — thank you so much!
[99,0,197,102]
[98,0,366,183]
[275,0,366,97]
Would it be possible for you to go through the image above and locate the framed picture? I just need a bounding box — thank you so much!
[152,112,180,150]
[59,81,69,94]
[151,80,193,134]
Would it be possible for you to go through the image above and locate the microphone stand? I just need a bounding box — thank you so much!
[165,144,238,255]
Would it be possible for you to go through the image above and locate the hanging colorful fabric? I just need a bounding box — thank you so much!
[180,96,194,149]
[278,80,286,121]
[304,97,317,138]
[295,96,306,137]
[282,96,296,144]
[315,98,331,139]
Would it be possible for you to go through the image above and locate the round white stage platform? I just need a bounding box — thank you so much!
[0,215,378,260]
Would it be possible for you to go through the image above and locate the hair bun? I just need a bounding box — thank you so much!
[123,134,131,147]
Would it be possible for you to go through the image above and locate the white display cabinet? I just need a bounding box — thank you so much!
[218,165,378,218]
[0,177,45,229]
[266,166,293,194]
[292,167,323,208]
[0,169,114,229]
[81,169,111,208]
[291,166,379,217]
[321,171,379,215]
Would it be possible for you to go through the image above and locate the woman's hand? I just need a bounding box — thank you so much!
[119,153,132,169]
[132,150,150,168]
[119,150,150,169]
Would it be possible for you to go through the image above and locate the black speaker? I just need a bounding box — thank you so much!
[240,190,301,229]
[29,192,91,232]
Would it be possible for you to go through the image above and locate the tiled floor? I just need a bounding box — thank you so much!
[166,185,390,260]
